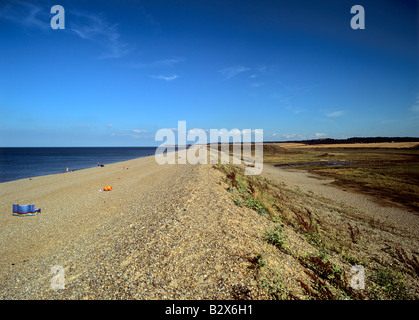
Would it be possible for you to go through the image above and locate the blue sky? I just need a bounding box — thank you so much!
[0,0,418,146]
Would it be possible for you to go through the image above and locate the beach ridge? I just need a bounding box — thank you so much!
[0,155,272,299]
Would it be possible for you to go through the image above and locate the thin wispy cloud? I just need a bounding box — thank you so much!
[128,57,185,69]
[0,1,50,31]
[326,110,345,118]
[138,6,161,32]
[150,74,178,81]
[219,66,251,79]
[285,105,306,114]
[282,133,307,140]
[70,11,129,59]
[272,93,293,104]
[281,132,326,140]
[314,132,327,138]
[0,2,129,59]
[111,129,149,139]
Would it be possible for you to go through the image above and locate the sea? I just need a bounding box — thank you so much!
[0,147,159,183]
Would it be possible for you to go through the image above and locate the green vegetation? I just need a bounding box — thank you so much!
[262,225,288,253]
[372,267,408,300]
[259,269,290,300]
[248,253,291,300]
[262,144,419,211]
[214,163,279,221]
[315,164,419,211]
[214,148,419,299]
[298,252,355,299]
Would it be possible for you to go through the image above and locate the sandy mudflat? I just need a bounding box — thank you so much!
[261,164,419,239]
[0,153,273,299]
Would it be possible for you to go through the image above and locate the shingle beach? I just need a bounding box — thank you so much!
[0,153,272,299]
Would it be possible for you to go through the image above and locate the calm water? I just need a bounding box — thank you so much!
[0,147,158,183]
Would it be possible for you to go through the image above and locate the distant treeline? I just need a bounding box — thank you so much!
[296,137,419,145]
[205,137,419,146]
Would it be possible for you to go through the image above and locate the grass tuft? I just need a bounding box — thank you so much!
[262,225,288,253]
[372,267,408,300]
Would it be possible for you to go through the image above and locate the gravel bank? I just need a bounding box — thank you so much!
[0,155,272,299]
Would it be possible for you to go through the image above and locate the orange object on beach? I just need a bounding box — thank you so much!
[103,186,113,191]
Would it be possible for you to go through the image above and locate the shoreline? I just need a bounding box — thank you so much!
[0,154,157,185]
[0,155,161,267]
